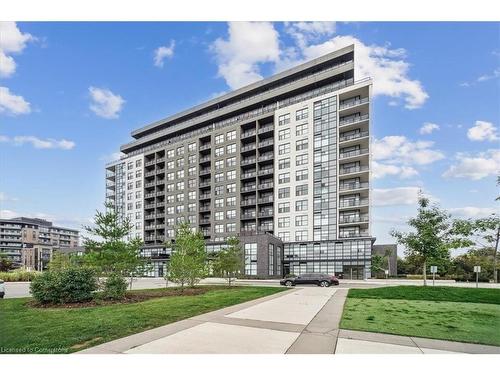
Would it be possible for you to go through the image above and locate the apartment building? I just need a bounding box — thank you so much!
[0,217,80,271]
[106,44,374,279]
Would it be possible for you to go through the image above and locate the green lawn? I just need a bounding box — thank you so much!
[340,286,500,346]
[0,286,285,354]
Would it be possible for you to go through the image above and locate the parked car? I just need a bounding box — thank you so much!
[0,279,4,298]
[280,273,339,287]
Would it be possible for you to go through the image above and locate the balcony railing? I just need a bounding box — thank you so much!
[241,185,256,192]
[258,196,274,204]
[199,156,211,163]
[156,179,165,185]
[258,168,274,176]
[339,165,369,175]
[200,193,211,199]
[199,218,210,225]
[241,212,256,219]
[339,230,370,238]
[199,168,211,175]
[241,129,256,138]
[199,181,211,188]
[258,153,274,161]
[258,210,273,217]
[241,158,256,166]
[339,113,369,127]
[258,125,274,134]
[200,205,211,211]
[241,144,256,152]
[339,97,369,110]
[339,182,369,191]
[339,148,369,159]
[339,214,369,224]
[200,144,211,151]
[339,131,369,143]
[241,199,256,206]
[258,182,274,190]
[258,139,274,148]
[241,171,256,179]
[339,199,369,208]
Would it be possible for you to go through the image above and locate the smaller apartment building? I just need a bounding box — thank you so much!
[0,217,80,271]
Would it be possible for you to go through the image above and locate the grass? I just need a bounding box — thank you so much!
[340,286,500,346]
[0,285,285,354]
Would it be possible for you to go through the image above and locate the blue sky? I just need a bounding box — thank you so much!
[1,22,499,251]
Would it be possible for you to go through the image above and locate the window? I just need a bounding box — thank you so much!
[278,187,290,199]
[188,203,196,212]
[215,172,224,183]
[127,162,133,170]
[215,186,224,196]
[278,202,290,213]
[215,198,224,208]
[215,160,224,170]
[226,130,236,141]
[226,143,236,154]
[296,184,308,196]
[176,181,184,190]
[135,211,142,220]
[176,217,184,225]
[135,201,142,209]
[278,143,290,155]
[226,157,236,167]
[278,158,290,170]
[136,159,142,167]
[215,211,224,221]
[167,161,174,170]
[296,215,308,226]
[135,222,142,230]
[296,139,308,151]
[188,215,196,224]
[278,217,290,228]
[215,146,224,157]
[188,154,196,164]
[166,172,174,181]
[296,199,308,211]
[296,230,308,241]
[278,128,290,140]
[176,193,184,202]
[278,113,290,126]
[227,223,236,232]
[188,167,196,176]
[127,172,133,180]
[135,180,142,188]
[296,123,308,136]
[278,173,290,184]
[215,224,224,233]
[167,206,174,215]
[127,182,133,190]
[268,244,274,276]
[188,142,196,152]
[167,195,174,203]
[296,154,308,166]
[296,107,308,121]
[176,205,184,214]
[226,183,236,194]
[278,231,290,242]
[167,149,174,158]
[215,134,224,144]
[188,191,196,200]
[188,179,196,188]
[127,203,133,210]
[176,146,184,156]
[135,191,141,199]
[226,170,236,180]
[226,210,236,219]
[176,170,184,179]
[244,243,257,275]
[296,169,308,181]
[226,196,236,207]
[176,158,184,168]
[167,183,174,192]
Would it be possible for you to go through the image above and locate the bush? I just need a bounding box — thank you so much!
[30,267,98,304]
[102,273,128,300]
[0,270,41,282]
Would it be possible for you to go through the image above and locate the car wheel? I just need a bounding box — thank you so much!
[320,281,330,287]
[285,281,293,287]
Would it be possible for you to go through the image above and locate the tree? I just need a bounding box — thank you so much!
[167,222,207,291]
[454,214,500,283]
[391,194,472,286]
[451,247,496,282]
[371,254,386,278]
[0,254,13,272]
[83,203,147,293]
[212,237,243,286]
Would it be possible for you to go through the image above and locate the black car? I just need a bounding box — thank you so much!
[280,273,339,287]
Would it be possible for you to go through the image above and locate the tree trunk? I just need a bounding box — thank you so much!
[423,259,427,286]
[494,227,499,283]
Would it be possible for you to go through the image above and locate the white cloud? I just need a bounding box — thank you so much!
[460,67,500,87]
[443,150,500,180]
[100,151,124,162]
[0,192,18,202]
[373,135,445,165]
[285,22,336,49]
[210,22,280,90]
[0,86,31,115]
[0,209,20,219]
[372,161,418,179]
[0,135,75,150]
[285,35,429,109]
[467,120,499,142]
[88,86,125,119]
[0,22,35,78]
[153,40,175,68]
[419,122,440,135]
[372,187,433,206]
[449,206,498,218]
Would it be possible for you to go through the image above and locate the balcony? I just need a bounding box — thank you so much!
[145,160,155,167]
[258,125,274,134]
[258,168,274,176]
[199,168,211,176]
[241,212,256,219]
[258,210,273,218]
[156,168,165,174]
[145,214,155,220]
[156,157,165,163]
[339,165,369,175]
[339,148,369,160]
[200,204,211,212]
[199,181,211,188]
[240,230,257,236]
[200,143,211,151]
[199,218,211,225]
[258,225,274,232]
[339,182,369,192]
[145,193,156,199]
[339,113,369,127]
[145,203,156,209]
[258,196,273,204]
[156,179,165,185]
[241,171,256,179]
[145,182,155,188]
[258,182,274,190]
[241,198,256,206]
[241,144,256,152]
[241,158,256,166]
[258,153,274,162]
[241,185,256,193]
[339,198,369,208]
[200,193,211,200]
[156,191,165,197]
[339,230,370,238]
[199,156,211,163]
[241,129,256,138]
[156,213,165,218]
[156,202,165,207]
[339,214,369,224]
[339,131,369,143]
[258,139,274,149]
[339,97,369,110]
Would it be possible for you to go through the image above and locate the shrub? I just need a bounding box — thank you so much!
[0,270,41,282]
[102,273,128,300]
[30,267,98,304]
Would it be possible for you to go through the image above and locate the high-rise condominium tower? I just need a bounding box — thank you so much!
[106,44,373,279]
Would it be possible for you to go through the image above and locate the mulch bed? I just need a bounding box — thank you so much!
[27,286,227,309]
